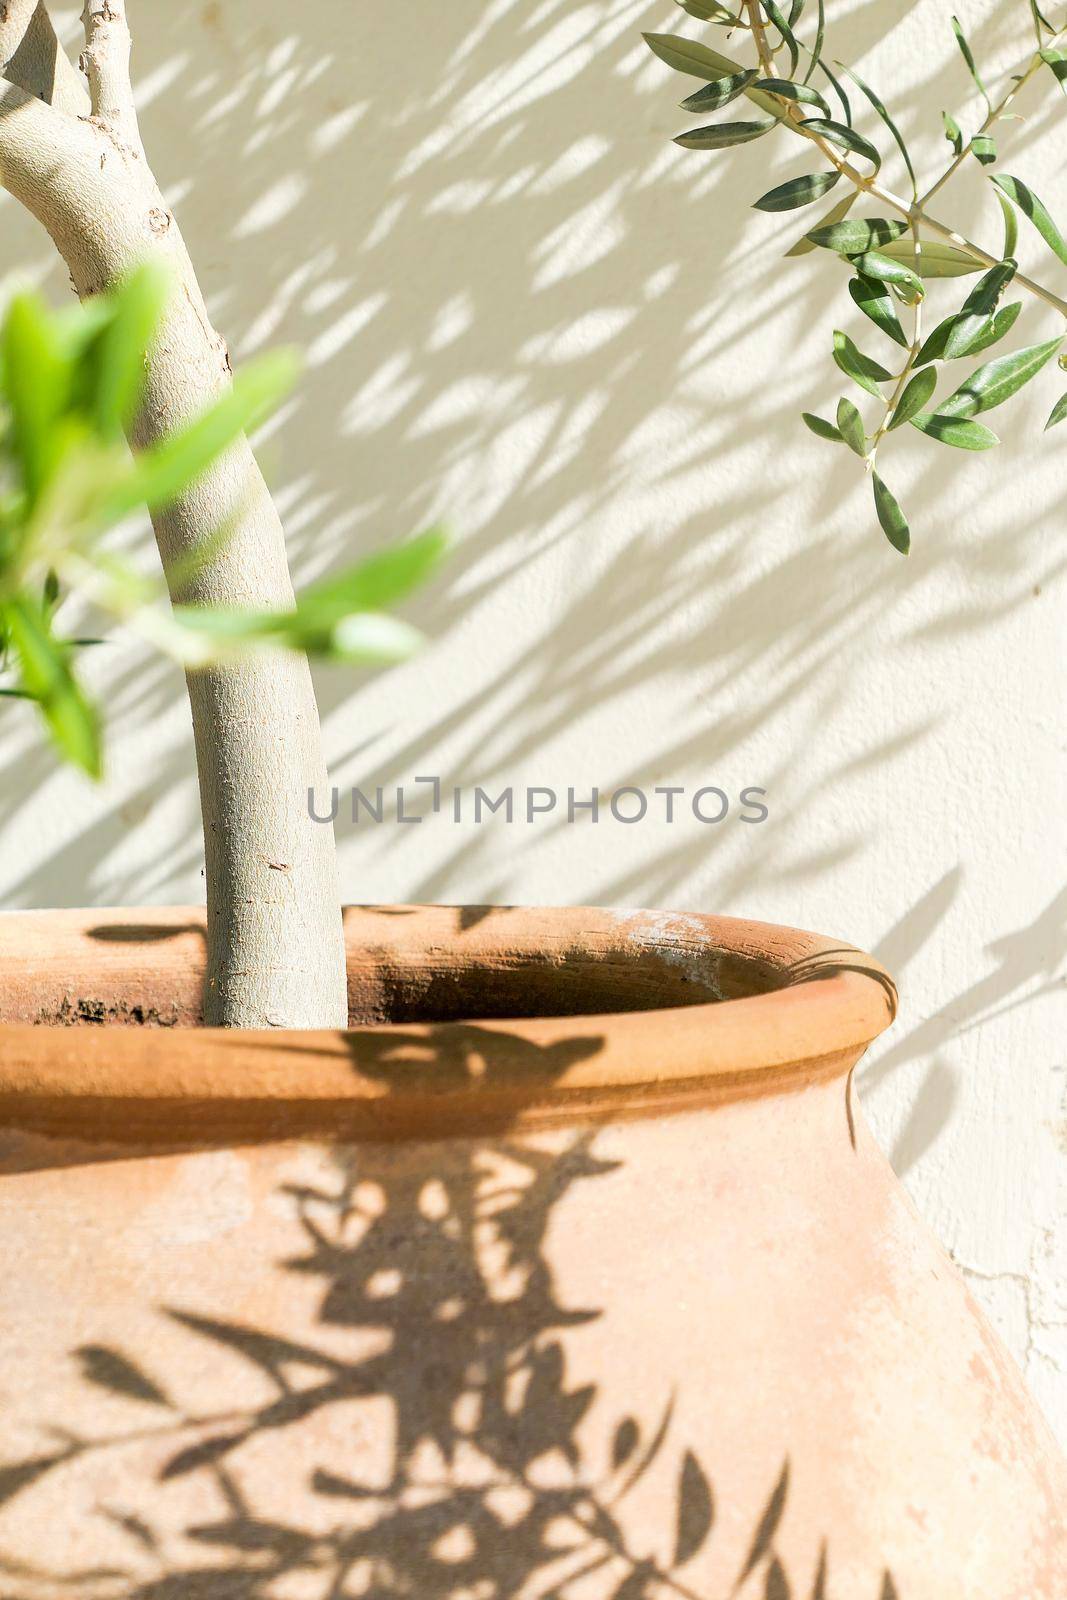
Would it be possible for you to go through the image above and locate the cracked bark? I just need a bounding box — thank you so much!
[0,3,348,1027]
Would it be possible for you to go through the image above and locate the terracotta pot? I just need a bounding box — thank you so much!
[0,905,1063,1599]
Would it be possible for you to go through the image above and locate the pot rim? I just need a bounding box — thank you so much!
[0,904,896,1142]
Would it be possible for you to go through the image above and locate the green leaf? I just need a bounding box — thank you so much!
[916,299,1021,365]
[937,337,1062,418]
[850,250,923,299]
[888,367,937,429]
[942,110,963,155]
[806,217,909,254]
[837,62,916,193]
[942,259,1017,360]
[673,0,736,18]
[833,329,892,397]
[909,412,999,449]
[836,397,866,455]
[803,0,825,86]
[951,14,991,111]
[784,190,856,255]
[849,275,909,347]
[875,238,983,278]
[991,173,1067,266]
[970,133,996,166]
[994,185,1018,259]
[643,33,783,115]
[872,473,909,553]
[764,1,800,76]
[1039,46,1067,89]
[680,70,759,114]
[88,262,171,436]
[753,171,840,212]
[801,411,844,441]
[674,119,775,149]
[1043,391,1067,429]
[753,78,831,117]
[105,349,298,522]
[2,292,70,504]
[2,599,102,777]
[802,117,881,168]
[295,527,447,622]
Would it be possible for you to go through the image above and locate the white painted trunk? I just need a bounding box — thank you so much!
[0,7,348,1027]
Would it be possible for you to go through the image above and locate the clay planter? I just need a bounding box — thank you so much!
[0,905,1063,1599]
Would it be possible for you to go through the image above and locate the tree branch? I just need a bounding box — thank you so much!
[1,1,88,114]
[80,0,140,147]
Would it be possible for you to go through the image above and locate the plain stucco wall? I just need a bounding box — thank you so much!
[1,2,1064,1437]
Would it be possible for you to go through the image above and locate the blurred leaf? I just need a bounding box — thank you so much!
[1044,390,1067,429]
[161,1431,248,1480]
[0,1453,69,1507]
[916,298,1021,364]
[837,62,916,191]
[849,274,908,347]
[612,1417,640,1470]
[681,69,759,113]
[812,1543,829,1600]
[766,1558,792,1600]
[674,1450,715,1566]
[937,337,1062,417]
[875,238,983,278]
[754,171,840,212]
[739,1458,791,1584]
[850,250,923,298]
[785,190,856,255]
[675,119,775,148]
[909,411,999,448]
[942,109,963,155]
[836,397,866,455]
[801,411,844,441]
[1031,1,1056,33]
[42,567,60,612]
[106,348,298,521]
[1039,46,1067,92]
[300,527,446,620]
[888,366,937,429]
[2,599,102,777]
[833,329,892,396]
[89,262,171,436]
[673,0,736,17]
[992,173,1067,266]
[952,14,991,110]
[806,217,908,253]
[970,133,996,165]
[76,1345,171,1407]
[2,291,70,504]
[873,473,910,553]
[994,185,1019,259]
[802,116,881,167]
[754,78,830,117]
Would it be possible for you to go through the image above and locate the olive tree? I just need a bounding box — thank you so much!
[0,2,425,1028]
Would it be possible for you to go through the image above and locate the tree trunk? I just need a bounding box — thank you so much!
[0,3,348,1027]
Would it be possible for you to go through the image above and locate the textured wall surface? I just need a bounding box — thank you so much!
[1,1,1064,1438]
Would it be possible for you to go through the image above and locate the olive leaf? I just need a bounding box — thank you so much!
[952,13,991,111]
[942,109,964,155]
[971,133,996,165]
[849,275,909,347]
[801,412,844,441]
[991,173,1067,265]
[784,190,856,255]
[837,61,916,192]
[835,397,867,455]
[642,33,783,115]
[754,78,831,117]
[916,299,1021,365]
[675,119,776,149]
[833,329,892,396]
[681,70,760,113]
[888,367,937,430]
[873,473,910,553]
[936,337,1062,417]
[1044,391,1067,429]
[874,239,983,278]
[806,217,909,254]
[994,185,1019,259]
[909,412,999,449]
[941,259,1017,360]
[850,250,923,299]
[753,171,841,212]
[802,117,881,168]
